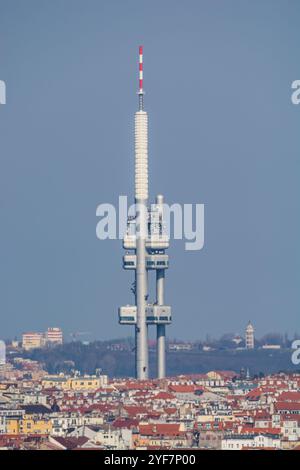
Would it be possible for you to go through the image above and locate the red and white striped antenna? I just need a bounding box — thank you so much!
[138,45,144,110]
[139,45,143,92]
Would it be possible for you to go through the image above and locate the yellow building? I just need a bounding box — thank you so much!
[6,415,52,435]
[41,376,69,390]
[0,383,9,391]
[41,374,108,391]
[22,332,45,351]
[68,376,107,391]
[206,371,223,380]
[6,417,19,434]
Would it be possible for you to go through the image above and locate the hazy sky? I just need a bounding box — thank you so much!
[0,0,299,341]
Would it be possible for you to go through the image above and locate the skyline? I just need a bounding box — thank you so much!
[4,320,300,345]
[0,0,299,340]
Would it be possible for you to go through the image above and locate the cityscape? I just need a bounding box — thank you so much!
[0,321,300,450]
[1,0,299,457]
[0,351,300,450]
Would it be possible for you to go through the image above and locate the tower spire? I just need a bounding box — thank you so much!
[138,45,144,110]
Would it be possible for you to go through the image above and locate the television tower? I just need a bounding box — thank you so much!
[119,46,172,379]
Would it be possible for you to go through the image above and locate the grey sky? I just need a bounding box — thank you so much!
[0,0,299,341]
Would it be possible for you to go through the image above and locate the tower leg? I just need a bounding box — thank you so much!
[135,200,149,379]
[157,324,166,379]
[156,268,166,378]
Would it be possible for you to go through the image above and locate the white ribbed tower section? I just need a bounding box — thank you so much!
[135,109,149,379]
[135,111,148,201]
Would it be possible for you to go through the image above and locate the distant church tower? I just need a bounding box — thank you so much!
[245,321,255,349]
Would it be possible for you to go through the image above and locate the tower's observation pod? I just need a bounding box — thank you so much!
[123,203,170,250]
[119,47,171,380]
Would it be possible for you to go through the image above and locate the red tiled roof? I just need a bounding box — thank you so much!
[240,426,281,436]
[280,414,300,422]
[275,402,300,412]
[277,391,300,402]
[254,410,271,420]
[139,423,182,437]
[115,381,157,391]
[169,385,195,393]
[86,403,117,412]
[133,390,152,397]
[245,386,277,399]
[51,436,89,450]
[112,418,139,429]
[246,388,261,399]
[123,405,149,416]
[154,392,175,400]
[163,407,177,415]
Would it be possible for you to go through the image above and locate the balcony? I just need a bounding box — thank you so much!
[119,305,172,325]
[123,254,169,270]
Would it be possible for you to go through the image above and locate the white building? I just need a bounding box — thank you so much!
[50,413,84,436]
[245,321,255,349]
[46,327,63,345]
[222,433,281,450]
[0,410,25,434]
[281,417,300,441]
[67,425,132,449]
